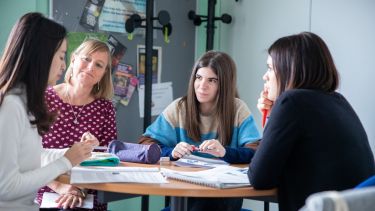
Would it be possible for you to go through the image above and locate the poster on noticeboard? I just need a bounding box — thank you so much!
[98,0,146,34]
[136,45,162,87]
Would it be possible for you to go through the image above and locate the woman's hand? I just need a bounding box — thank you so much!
[172,142,194,159]
[55,186,86,209]
[199,139,226,157]
[80,131,99,147]
[257,90,273,115]
[64,141,92,166]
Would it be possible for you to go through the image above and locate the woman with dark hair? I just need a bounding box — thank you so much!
[248,32,375,211]
[0,13,95,211]
[140,51,261,210]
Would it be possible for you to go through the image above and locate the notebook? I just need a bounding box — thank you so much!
[161,165,250,189]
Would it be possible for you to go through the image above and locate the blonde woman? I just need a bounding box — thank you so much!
[38,39,118,210]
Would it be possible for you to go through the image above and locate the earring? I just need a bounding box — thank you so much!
[97,82,100,91]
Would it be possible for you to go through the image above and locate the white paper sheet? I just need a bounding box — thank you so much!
[138,82,173,117]
[40,192,94,209]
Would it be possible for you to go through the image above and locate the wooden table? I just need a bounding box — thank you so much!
[57,162,277,211]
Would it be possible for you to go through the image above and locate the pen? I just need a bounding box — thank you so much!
[192,145,213,152]
[192,146,201,152]
[262,110,268,128]
[261,85,269,128]
[193,145,219,153]
[93,146,107,150]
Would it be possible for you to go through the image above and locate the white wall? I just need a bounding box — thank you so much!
[219,0,375,157]
[311,0,375,155]
[0,0,48,54]
[219,0,311,132]
[218,0,375,210]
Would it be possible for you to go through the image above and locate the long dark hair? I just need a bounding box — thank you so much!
[179,51,238,146]
[0,12,67,135]
[268,32,339,97]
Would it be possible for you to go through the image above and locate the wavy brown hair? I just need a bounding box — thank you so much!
[268,32,339,97]
[0,13,67,135]
[179,51,239,146]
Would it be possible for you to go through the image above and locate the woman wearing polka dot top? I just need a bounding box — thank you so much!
[37,39,118,211]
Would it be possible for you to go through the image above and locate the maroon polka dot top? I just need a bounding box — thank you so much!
[37,86,117,210]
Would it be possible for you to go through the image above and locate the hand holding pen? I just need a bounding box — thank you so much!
[63,132,99,166]
[80,132,99,149]
[197,139,226,158]
[64,142,93,166]
[257,85,273,128]
[172,142,194,159]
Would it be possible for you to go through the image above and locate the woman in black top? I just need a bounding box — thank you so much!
[248,32,375,211]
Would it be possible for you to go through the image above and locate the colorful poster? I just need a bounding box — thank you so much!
[98,0,146,33]
[137,45,162,86]
[113,63,139,107]
[113,63,133,97]
[107,35,127,72]
[79,0,106,31]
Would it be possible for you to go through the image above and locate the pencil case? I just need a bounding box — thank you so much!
[107,140,161,164]
[80,152,120,166]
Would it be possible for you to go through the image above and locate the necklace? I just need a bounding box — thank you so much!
[65,85,87,125]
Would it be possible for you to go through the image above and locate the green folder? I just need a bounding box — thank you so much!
[80,152,120,166]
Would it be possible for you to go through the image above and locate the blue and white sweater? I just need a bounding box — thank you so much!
[143,98,261,163]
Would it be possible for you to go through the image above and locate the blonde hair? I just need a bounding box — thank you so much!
[64,39,113,99]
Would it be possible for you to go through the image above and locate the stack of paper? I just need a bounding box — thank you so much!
[70,166,167,184]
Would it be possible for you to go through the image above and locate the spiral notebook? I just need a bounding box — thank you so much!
[161,166,250,189]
